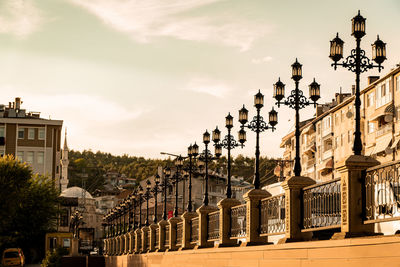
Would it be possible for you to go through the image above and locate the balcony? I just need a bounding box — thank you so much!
[375,124,391,138]
[322,150,333,160]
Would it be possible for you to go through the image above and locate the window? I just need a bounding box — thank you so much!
[341,110,345,122]
[26,151,34,164]
[341,134,345,146]
[397,76,400,91]
[335,137,339,148]
[37,152,44,164]
[28,128,35,140]
[381,83,386,97]
[335,114,339,126]
[348,130,352,143]
[0,127,4,137]
[367,92,374,107]
[368,122,375,133]
[39,128,45,140]
[18,128,25,139]
[16,151,24,161]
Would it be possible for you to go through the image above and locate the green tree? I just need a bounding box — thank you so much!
[0,156,60,263]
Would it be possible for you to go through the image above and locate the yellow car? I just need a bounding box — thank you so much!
[1,248,25,267]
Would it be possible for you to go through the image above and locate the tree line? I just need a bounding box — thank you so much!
[68,150,279,193]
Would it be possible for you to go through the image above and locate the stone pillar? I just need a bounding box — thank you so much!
[157,220,168,252]
[196,204,218,248]
[134,228,142,253]
[216,198,241,247]
[141,226,150,253]
[123,233,129,254]
[241,189,271,246]
[168,217,182,251]
[332,155,379,239]
[128,231,135,254]
[149,224,158,252]
[278,176,315,243]
[181,211,198,250]
[71,238,79,256]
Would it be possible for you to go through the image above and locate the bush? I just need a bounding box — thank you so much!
[41,247,69,267]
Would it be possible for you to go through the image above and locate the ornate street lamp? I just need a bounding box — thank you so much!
[329,10,386,155]
[273,59,320,177]
[186,143,199,212]
[171,156,184,217]
[137,185,144,227]
[70,210,83,238]
[161,168,171,220]
[151,174,161,223]
[144,180,152,226]
[239,90,278,189]
[212,113,244,198]
[199,130,221,205]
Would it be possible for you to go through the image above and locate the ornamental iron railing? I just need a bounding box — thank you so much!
[190,217,199,243]
[365,161,400,223]
[303,178,341,230]
[260,194,286,235]
[164,225,170,248]
[207,211,220,241]
[176,222,183,247]
[155,228,159,249]
[230,204,247,238]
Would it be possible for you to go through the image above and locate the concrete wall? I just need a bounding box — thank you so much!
[105,235,400,267]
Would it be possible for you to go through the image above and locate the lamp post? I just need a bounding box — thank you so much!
[137,185,144,227]
[70,210,83,238]
[144,180,152,226]
[239,91,278,189]
[329,11,386,155]
[212,113,244,198]
[273,59,320,177]
[151,174,161,223]
[161,168,170,220]
[169,157,184,217]
[202,130,212,205]
[186,143,199,212]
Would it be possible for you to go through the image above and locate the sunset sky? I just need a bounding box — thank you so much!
[1,0,399,158]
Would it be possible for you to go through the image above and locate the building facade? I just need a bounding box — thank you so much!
[0,97,64,189]
[280,66,400,182]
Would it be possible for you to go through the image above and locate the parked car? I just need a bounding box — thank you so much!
[2,248,25,267]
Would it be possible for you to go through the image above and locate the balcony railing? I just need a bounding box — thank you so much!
[143,228,149,251]
[207,211,220,241]
[302,178,341,230]
[260,194,286,235]
[364,161,400,223]
[230,204,247,238]
[375,124,392,138]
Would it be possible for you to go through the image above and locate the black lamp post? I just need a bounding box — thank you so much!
[151,174,161,224]
[144,180,152,226]
[239,91,278,189]
[212,113,244,198]
[186,143,199,212]
[161,168,170,220]
[137,185,144,228]
[127,195,134,231]
[329,10,386,155]
[202,130,212,205]
[171,157,184,217]
[273,59,320,177]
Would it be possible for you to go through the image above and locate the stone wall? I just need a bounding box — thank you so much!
[105,235,400,267]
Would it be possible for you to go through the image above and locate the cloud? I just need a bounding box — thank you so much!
[0,1,43,37]
[185,77,231,98]
[251,56,273,64]
[67,0,272,51]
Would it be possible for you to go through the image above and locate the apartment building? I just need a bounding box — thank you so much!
[0,97,63,188]
[280,65,400,182]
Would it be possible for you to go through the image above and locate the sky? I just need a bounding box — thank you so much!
[0,0,399,159]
